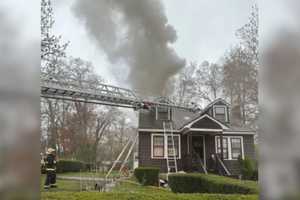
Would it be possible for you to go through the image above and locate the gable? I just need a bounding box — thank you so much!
[186,114,229,130]
[191,116,222,129]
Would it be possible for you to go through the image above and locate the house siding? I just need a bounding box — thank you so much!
[138,132,255,175]
[223,134,256,175]
[138,131,187,173]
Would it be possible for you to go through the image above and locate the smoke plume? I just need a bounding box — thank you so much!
[73,0,185,96]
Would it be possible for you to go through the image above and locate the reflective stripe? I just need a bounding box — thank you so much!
[46,168,56,171]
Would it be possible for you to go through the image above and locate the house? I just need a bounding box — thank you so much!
[138,98,256,175]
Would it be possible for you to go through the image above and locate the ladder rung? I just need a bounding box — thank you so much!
[163,121,178,173]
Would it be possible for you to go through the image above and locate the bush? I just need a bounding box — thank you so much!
[56,160,86,173]
[168,173,258,194]
[239,156,257,180]
[134,167,159,186]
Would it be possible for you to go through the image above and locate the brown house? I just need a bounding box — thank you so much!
[138,98,256,175]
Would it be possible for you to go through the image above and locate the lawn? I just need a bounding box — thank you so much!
[41,175,258,200]
[56,170,121,178]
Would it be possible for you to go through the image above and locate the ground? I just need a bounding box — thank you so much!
[41,173,258,200]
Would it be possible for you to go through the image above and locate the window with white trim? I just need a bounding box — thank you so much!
[215,136,244,160]
[153,135,164,158]
[230,138,242,159]
[216,137,229,159]
[151,134,181,159]
[213,105,228,122]
[155,106,171,120]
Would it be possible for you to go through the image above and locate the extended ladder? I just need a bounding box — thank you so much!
[163,121,178,176]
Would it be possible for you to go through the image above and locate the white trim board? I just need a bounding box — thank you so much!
[139,128,180,133]
[189,128,222,132]
[139,128,255,135]
[185,114,229,130]
[223,131,255,135]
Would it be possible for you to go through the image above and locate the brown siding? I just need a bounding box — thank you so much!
[138,131,186,173]
[138,131,255,175]
[224,134,256,175]
[243,135,256,159]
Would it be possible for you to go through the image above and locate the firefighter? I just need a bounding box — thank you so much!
[44,148,57,189]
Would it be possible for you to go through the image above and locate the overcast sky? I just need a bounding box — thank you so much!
[51,0,258,87]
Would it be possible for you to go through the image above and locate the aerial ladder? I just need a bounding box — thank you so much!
[41,78,194,111]
[40,78,195,190]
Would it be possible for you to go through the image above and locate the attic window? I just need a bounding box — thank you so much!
[155,106,171,121]
[213,105,228,122]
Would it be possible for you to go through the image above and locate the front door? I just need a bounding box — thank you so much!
[191,136,204,160]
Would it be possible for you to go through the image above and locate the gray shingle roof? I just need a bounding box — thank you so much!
[138,98,254,133]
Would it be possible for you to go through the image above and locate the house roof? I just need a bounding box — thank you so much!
[138,98,255,134]
[171,108,199,129]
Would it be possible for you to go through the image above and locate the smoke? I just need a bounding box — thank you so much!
[260,0,300,199]
[0,1,40,199]
[73,0,185,96]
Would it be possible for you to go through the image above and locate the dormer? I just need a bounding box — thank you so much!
[212,105,228,122]
[155,106,172,121]
[204,99,230,124]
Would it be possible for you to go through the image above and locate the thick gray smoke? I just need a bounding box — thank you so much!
[73,0,185,96]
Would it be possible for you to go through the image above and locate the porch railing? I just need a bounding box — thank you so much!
[215,153,231,176]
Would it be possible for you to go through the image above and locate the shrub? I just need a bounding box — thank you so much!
[239,156,257,180]
[168,173,258,194]
[56,160,86,173]
[134,167,159,186]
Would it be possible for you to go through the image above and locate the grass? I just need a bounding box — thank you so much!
[57,170,121,178]
[41,175,81,192]
[41,174,258,200]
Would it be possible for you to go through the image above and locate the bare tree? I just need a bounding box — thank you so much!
[222,4,258,127]
[196,61,224,101]
[41,0,68,79]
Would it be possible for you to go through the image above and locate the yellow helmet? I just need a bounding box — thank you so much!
[47,148,55,154]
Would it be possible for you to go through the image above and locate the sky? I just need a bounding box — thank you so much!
[51,0,256,88]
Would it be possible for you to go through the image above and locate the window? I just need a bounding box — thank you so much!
[213,106,227,122]
[153,136,164,158]
[151,134,181,159]
[231,138,242,159]
[155,106,171,120]
[215,136,244,160]
[216,137,229,159]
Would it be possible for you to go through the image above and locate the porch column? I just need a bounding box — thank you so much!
[220,133,224,160]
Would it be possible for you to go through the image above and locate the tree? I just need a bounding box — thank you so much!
[41,0,68,79]
[41,0,70,151]
[169,61,224,109]
[222,4,258,127]
[170,62,199,107]
[196,61,224,101]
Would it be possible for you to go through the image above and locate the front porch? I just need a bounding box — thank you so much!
[179,114,233,175]
[181,131,230,175]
